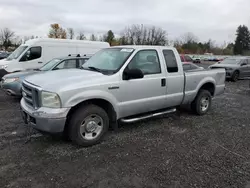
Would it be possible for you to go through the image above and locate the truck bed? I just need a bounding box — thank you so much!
[182,68,226,104]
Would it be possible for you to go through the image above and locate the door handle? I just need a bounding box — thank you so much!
[161,78,166,87]
[38,61,43,64]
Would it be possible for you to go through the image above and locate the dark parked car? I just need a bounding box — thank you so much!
[0,55,90,96]
[0,51,11,60]
[209,57,250,82]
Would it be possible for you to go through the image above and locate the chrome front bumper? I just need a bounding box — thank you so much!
[20,98,70,133]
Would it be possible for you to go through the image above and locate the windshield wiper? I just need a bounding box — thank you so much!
[86,66,103,73]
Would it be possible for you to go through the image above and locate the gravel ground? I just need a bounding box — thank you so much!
[1,79,250,188]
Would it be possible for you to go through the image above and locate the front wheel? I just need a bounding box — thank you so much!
[69,104,109,147]
[191,90,212,115]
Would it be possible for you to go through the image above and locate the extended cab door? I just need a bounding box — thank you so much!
[118,49,168,118]
[162,49,185,107]
[19,46,43,70]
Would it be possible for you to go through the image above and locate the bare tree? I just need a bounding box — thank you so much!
[77,31,85,40]
[90,34,97,41]
[120,24,168,45]
[0,28,15,50]
[12,36,22,47]
[67,28,75,39]
[181,32,198,44]
[23,36,36,43]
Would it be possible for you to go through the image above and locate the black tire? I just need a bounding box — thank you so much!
[191,89,212,115]
[231,71,239,82]
[69,104,109,147]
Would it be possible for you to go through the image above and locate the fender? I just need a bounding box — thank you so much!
[187,77,215,103]
[195,77,216,93]
[64,89,120,117]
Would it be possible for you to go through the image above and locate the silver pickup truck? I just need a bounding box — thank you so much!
[20,46,225,146]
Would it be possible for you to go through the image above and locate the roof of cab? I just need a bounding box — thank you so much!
[111,45,176,50]
[24,38,110,46]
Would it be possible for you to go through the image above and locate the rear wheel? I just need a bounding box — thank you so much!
[191,90,212,115]
[231,71,239,82]
[69,104,109,147]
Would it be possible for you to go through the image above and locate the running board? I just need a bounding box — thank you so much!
[120,108,176,123]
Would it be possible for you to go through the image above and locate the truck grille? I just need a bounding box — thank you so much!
[22,81,40,109]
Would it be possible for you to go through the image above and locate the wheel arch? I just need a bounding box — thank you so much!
[198,82,215,97]
[64,98,117,132]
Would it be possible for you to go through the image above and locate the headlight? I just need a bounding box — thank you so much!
[41,91,61,108]
[1,64,8,69]
[3,77,19,83]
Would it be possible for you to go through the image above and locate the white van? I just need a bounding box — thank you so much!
[0,38,109,78]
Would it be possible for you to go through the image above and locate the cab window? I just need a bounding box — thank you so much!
[79,58,88,67]
[127,50,161,75]
[20,46,42,62]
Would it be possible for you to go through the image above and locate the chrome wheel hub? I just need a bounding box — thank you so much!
[86,121,98,133]
[200,97,209,112]
[80,114,103,140]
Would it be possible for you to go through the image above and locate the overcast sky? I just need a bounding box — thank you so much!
[1,0,250,45]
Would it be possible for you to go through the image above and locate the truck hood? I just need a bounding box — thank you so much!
[25,69,110,92]
[0,59,11,66]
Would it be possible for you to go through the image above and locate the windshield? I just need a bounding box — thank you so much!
[220,58,242,65]
[6,46,28,61]
[82,48,134,73]
[39,58,62,71]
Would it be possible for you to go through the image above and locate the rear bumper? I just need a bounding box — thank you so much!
[20,98,70,133]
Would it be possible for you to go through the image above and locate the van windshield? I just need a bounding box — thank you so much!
[39,58,62,71]
[6,46,28,61]
[82,48,134,74]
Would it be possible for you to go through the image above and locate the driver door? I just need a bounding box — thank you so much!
[117,49,167,118]
[246,59,250,77]
[240,59,249,78]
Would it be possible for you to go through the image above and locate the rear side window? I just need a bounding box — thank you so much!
[79,58,88,67]
[163,50,178,73]
[54,59,77,70]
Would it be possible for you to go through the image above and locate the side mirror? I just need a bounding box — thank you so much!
[241,63,247,66]
[123,68,144,80]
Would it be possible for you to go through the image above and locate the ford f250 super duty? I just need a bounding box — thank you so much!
[20,46,226,146]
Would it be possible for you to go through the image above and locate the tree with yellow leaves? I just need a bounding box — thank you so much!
[48,24,67,39]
